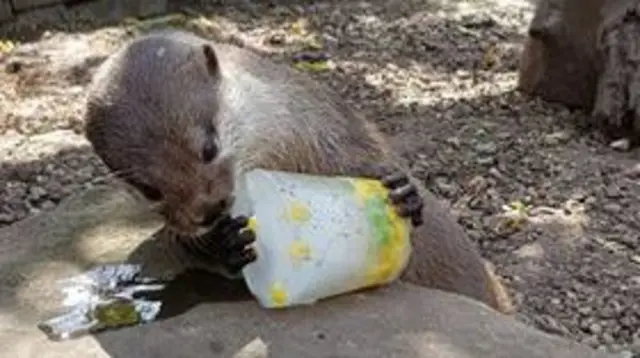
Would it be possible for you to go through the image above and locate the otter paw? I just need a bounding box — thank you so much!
[380,171,424,227]
[182,215,257,275]
[216,215,258,274]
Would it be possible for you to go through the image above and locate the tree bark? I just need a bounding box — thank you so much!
[517,0,605,110]
[592,1,640,138]
[518,0,640,140]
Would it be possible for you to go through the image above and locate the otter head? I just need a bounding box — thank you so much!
[85,33,234,236]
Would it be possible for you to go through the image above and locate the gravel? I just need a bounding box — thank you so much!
[0,0,638,356]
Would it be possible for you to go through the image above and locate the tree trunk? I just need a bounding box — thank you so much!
[518,0,640,140]
[592,1,640,138]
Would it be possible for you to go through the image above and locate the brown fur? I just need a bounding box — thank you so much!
[84,30,514,314]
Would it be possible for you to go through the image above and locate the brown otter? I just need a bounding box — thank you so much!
[84,30,513,314]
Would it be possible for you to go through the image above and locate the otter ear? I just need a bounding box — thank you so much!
[202,44,219,76]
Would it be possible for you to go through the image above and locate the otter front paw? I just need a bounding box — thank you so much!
[379,170,424,227]
[214,215,258,275]
[182,215,257,275]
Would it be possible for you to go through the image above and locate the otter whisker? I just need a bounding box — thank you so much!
[95,168,137,181]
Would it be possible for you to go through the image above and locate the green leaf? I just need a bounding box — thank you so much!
[93,300,140,327]
[293,60,330,72]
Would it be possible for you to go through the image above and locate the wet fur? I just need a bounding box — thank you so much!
[85,30,513,314]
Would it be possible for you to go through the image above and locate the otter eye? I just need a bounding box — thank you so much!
[202,138,218,163]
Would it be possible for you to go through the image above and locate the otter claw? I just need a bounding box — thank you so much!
[380,171,424,227]
[225,247,258,275]
[180,214,257,274]
[380,171,409,187]
[210,214,257,274]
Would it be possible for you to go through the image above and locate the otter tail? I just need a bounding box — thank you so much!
[484,260,516,315]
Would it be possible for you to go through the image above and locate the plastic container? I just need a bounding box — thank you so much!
[230,169,413,309]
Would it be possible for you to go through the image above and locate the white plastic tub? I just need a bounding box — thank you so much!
[231,169,413,308]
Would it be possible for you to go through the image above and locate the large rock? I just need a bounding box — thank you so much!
[0,184,619,358]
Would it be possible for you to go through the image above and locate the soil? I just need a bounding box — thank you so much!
[0,0,638,356]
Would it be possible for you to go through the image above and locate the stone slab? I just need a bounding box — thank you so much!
[0,184,620,358]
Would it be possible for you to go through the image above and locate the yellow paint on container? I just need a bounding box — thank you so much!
[289,240,312,263]
[351,178,388,206]
[269,282,289,307]
[350,178,411,286]
[247,216,258,232]
[283,200,312,222]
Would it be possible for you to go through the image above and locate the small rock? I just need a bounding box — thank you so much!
[611,235,638,249]
[322,34,338,46]
[582,335,600,347]
[604,203,622,213]
[488,167,507,181]
[476,156,496,166]
[623,163,640,178]
[27,186,47,201]
[578,306,593,316]
[542,131,570,146]
[514,243,544,259]
[234,337,268,358]
[434,177,457,198]
[475,142,497,155]
[462,15,497,29]
[496,131,511,140]
[45,182,65,201]
[604,184,623,199]
[5,61,22,74]
[610,138,631,151]
[0,212,16,223]
[40,200,56,210]
[616,350,634,358]
[422,40,441,51]
[446,136,461,148]
[267,33,286,45]
[570,191,587,201]
[601,332,615,345]
[589,322,603,334]
[534,314,569,336]
[467,175,488,193]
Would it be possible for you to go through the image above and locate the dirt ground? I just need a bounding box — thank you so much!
[0,0,638,356]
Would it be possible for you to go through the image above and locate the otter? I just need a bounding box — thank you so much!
[84,30,513,314]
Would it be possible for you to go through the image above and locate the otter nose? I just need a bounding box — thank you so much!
[196,199,228,227]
